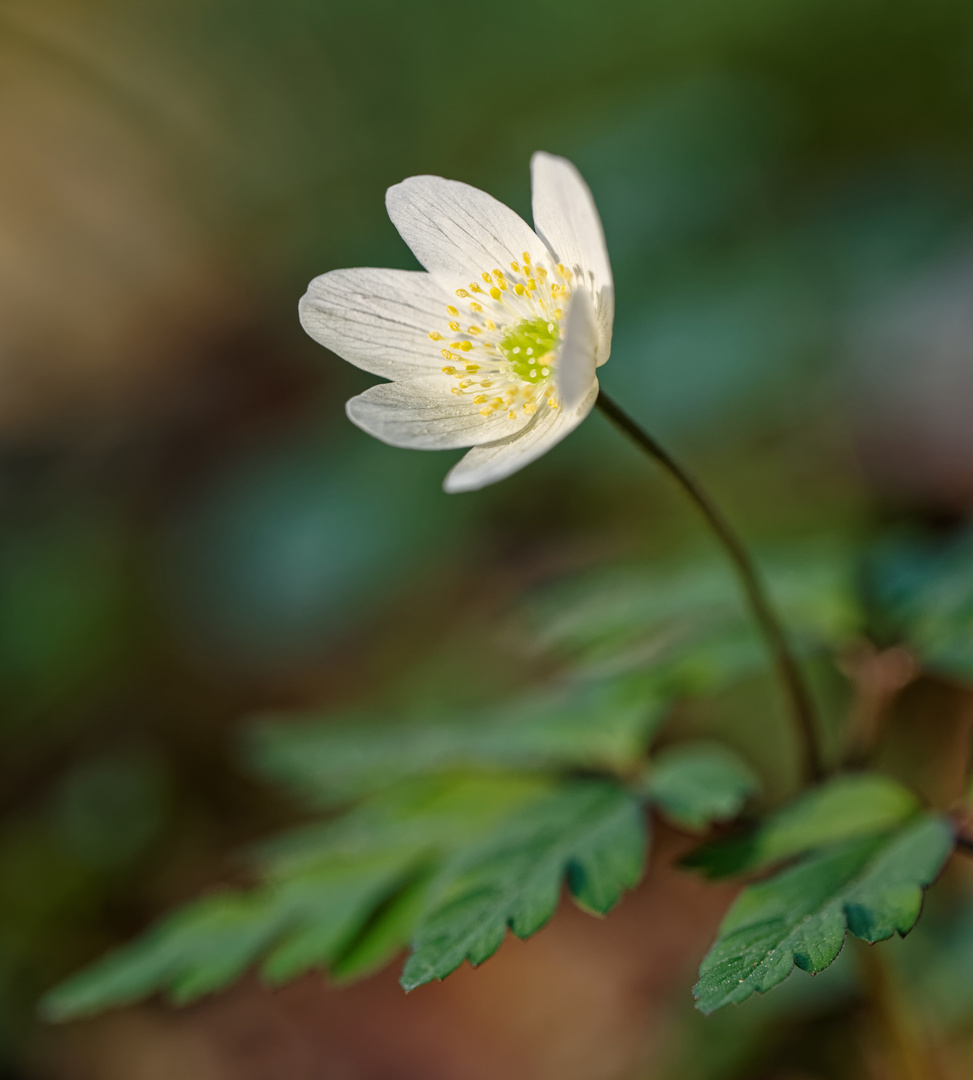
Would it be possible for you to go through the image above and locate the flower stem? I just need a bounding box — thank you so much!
[595,389,823,784]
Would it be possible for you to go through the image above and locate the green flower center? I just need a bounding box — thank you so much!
[499,317,560,384]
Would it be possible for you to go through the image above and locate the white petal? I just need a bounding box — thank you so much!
[386,175,554,288]
[530,152,614,365]
[346,376,531,450]
[556,288,599,412]
[443,382,599,493]
[299,268,451,379]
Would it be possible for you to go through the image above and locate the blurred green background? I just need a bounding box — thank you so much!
[3,0,973,1077]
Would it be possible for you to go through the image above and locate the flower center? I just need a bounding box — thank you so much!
[500,317,560,384]
[428,252,573,422]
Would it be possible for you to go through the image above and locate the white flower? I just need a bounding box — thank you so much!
[299,152,613,493]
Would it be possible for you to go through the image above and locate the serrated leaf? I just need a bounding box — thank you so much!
[520,546,860,675]
[42,773,553,1020]
[400,781,646,991]
[258,852,419,985]
[644,743,761,831]
[41,891,284,1020]
[331,873,432,983]
[254,772,553,875]
[684,773,919,878]
[694,814,955,1013]
[42,849,418,1020]
[246,671,667,805]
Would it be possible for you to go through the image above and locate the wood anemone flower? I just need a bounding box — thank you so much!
[299,152,614,492]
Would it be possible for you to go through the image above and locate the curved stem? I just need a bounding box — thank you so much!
[596,390,823,784]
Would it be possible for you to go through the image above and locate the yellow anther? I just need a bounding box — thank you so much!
[480,405,493,416]
[441,349,453,360]
[458,341,473,352]
[524,402,537,415]
[448,321,460,332]
[554,308,563,319]
[489,287,502,300]
[492,268,504,278]
[510,261,521,273]
[451,387,462,395]
[480,380,493,388]
[522,251,531,264]
[429,331,443,341]
[481,272,492,283]
[473,394,488,404]
[527,278,537,291]
[464,364,479,373]
[493,397,504,407]
[485,319,496,330]
[547,396,558,409]
[450,342,462,349]
[470,283,484,293]
[556,263,568,277]
[536,266,548,279]
[470,301,483,312]
[459,379,472,388]
[447,305,459,316]
[514,284,525,295]
[456,288,470,298]
[507,410,517,420]
[468,326,481,335]
[442,365,456,375]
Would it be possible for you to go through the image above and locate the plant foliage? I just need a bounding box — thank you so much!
[694,814,955,1013]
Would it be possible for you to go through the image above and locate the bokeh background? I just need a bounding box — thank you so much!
[4,0,973,1077]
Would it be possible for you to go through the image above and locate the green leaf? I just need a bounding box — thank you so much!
[694,814,955,1013]
[41,850,417,1020]
[41,891,283,1020]
[683,773,920,878]
[331,873,432,983]
[644,743,761,831]
[246,671,667,805]
[400,781,646,991]
[253,772,553,875]
[42,773,552,1020]
[519,545,860,676]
